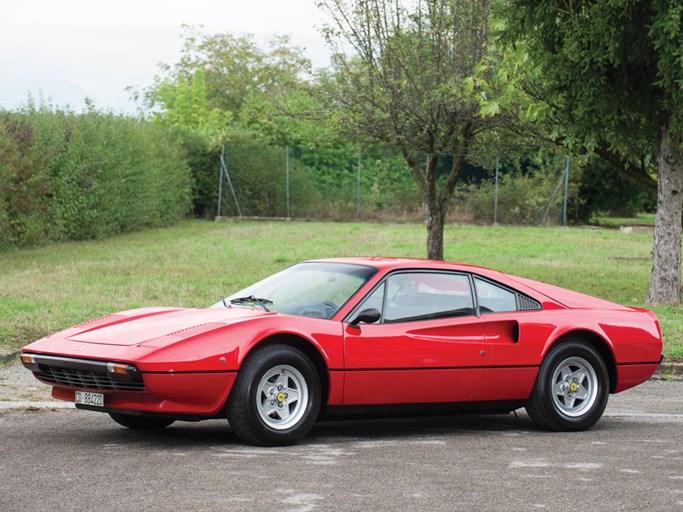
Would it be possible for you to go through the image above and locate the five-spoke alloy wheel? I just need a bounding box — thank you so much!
[551,356,599,417]
[256,364,309,430]
[526,339,609,431]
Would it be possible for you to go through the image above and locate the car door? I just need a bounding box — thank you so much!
[467,275,543,402]
[342,271,491,405]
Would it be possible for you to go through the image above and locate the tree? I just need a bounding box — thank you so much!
[147,68,231,139]
[136,26,312,142]
[318,0,496,260]
[131,27,324,218]
[502,0,683,304]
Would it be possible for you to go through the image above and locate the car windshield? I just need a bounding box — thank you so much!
[212,262,377,319]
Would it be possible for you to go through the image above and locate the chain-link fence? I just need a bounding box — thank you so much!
[210,145,579,226]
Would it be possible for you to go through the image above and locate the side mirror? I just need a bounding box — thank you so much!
[349,308,381,328]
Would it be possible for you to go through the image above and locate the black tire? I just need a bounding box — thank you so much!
[526,339,609,431]
[109,412,175,430]
[226,344,321,446]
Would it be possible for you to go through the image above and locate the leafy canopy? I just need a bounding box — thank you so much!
[501,0,683,164]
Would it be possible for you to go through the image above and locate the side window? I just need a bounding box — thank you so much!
[382,272,474,323]
[475,277,517,313]
[359,281,385,316]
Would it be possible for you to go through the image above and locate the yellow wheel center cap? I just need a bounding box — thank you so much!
[569,382,578,392]
[277,392,286,402]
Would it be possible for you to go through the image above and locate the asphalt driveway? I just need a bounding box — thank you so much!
[0,363,681,512]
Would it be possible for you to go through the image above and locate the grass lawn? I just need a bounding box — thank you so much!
[595,212,656,227]
[1,219,680,359]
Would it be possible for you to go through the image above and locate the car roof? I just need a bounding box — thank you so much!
[305,257,498,275]
[305,257,627,311]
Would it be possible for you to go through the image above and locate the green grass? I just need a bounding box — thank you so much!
[1,219,680,359]
[595,212,656,227]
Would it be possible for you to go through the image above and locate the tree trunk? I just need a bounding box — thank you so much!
[647,125,683,305]
[426,200,446,260]
[412,145,469,262]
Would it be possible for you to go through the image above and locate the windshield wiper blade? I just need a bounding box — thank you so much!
[229,295,273,311]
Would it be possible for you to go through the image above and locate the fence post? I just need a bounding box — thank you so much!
[286,145,291,218]
[562,156,570,227]
[220,146,242,218]
[356,146,361,221]
[540,163,566,225]
[217,148,224,218]
[494,155,499,225]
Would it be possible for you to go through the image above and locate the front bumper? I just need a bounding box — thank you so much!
[23,354,237,416]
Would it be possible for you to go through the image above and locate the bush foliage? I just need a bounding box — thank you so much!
[190,139,647,225]
[194,140,422,221]
[0,106,192,248]
[0,105,649,252]
[463,168,581,226]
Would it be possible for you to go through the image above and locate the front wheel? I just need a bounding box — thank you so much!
[226,344,321,446]
[526,339,609,431]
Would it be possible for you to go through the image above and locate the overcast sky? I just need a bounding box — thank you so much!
[0,0,329,113]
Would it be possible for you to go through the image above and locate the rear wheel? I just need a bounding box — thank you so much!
[227,344,321,446]
[526,339,609,431]
[109,413,175,430]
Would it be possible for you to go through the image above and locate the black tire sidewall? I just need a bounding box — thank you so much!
[109,412,175,430]
[229,345,321,446]
[532,340,609,431]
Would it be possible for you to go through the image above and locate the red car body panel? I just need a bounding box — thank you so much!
[342,316,490,404]
[22,257,662,418]
[52,372,237,416]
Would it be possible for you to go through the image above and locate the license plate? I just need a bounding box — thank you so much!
[75,391,104,407]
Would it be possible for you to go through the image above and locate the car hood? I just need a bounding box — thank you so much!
[65,306,271,346]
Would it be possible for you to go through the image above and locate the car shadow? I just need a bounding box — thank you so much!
[85,409,543,448]
[310,411,538,441]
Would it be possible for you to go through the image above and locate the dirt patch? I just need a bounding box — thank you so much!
[0,361,54,402]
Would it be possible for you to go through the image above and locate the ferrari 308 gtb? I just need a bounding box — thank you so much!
[21,258,663,445]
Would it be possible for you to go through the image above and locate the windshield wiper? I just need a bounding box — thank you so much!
[229,295,273,311]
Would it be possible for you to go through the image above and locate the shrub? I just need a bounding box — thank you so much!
[464,167,582,225]
[0,106,192,247]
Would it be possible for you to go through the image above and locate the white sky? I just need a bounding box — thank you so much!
[0,0,329,113]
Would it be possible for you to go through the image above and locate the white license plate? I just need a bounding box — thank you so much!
[75,391,104,407]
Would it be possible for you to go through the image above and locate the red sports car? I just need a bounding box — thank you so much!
[21,258,662,445]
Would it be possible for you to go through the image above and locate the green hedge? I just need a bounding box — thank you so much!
[0,108,192,248]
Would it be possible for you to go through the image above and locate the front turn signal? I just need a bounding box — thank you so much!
[106,362,130,375]
[21,353,35,365]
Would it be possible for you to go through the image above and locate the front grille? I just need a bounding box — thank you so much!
[36,367,144,391]
[24,355,145,392]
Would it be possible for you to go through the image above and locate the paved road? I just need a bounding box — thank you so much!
[1,378,682,512]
